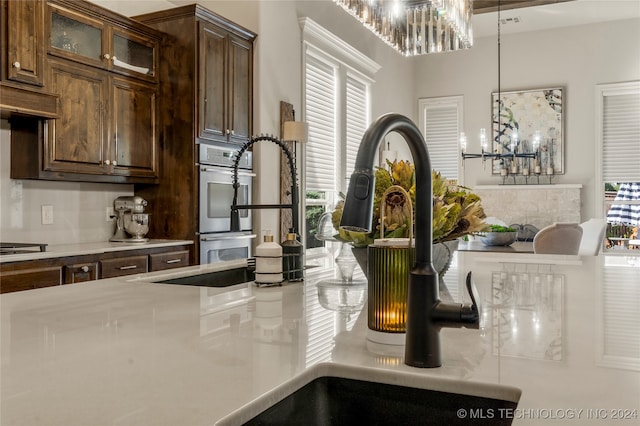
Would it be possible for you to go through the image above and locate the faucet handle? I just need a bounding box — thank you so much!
[461,271,481,328]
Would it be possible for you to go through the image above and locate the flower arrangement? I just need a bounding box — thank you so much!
[331,160,488,247]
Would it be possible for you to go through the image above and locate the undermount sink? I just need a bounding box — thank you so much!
[216,363,522,425]
[153,267,254,288]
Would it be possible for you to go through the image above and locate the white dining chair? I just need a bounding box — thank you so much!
[578,218,607,256]
[533,223,583,255]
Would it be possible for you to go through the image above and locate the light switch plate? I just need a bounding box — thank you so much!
[41,205,53,225]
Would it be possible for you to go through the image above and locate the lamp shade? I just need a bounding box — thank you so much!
[283,121,308,143]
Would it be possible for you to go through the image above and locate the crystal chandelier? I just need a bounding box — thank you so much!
[333,0,473,57]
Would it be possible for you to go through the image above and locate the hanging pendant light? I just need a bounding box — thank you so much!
[460,0,541,183]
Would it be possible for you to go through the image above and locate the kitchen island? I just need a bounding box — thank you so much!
[1,252,639,425]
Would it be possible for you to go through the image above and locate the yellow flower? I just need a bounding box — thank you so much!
[332,160,487,246]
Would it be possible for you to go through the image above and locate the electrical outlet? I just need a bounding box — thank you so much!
[106,206,115,222]
[41,205,54,225]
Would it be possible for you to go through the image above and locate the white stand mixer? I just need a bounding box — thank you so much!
[110,196,150,243]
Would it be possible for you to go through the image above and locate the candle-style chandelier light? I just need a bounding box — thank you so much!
[460,0,551,184]
[333,0,473,57]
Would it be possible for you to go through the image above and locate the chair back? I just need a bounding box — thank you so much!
[578,218,607,256]
[533,223,583,255]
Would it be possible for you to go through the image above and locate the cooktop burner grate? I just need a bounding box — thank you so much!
[0,242,48,255]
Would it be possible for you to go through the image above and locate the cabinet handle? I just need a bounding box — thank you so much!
[103,53,111,60]
[230,130,235,135]
[81,266,89,273]
[104,160,111,165]
[12,61,21,70]
[165,259,182,264]
[112,160,117,166]
[118,265,138,270]
[225,129,230,135]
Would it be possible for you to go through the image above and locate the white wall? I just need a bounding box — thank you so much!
[0,120,132,244]
[413,17,640,223]
[250,0,415,237]
[1,0,638,245]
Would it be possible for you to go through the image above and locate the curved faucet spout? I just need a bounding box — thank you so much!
[339,113,479,369]
[340,113,433,265]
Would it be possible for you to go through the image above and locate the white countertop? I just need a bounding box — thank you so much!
[1,253,639,425]
[0,239,193,263]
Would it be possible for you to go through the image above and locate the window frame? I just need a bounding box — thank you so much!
[418,95,464,184]
[300,18,379,260]
[595,81,640,254]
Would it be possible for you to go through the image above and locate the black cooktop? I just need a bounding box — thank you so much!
[0,242,48,255]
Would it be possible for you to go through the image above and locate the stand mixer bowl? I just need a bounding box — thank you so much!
[124,213,150,241]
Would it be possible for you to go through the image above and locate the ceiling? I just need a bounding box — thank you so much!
[471,0,640,38]
[472,0,575,14]
[94,0,640,40]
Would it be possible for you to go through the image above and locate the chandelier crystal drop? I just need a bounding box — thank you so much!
[333,0,473,57]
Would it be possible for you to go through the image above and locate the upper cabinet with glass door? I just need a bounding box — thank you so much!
[46,1,158,83]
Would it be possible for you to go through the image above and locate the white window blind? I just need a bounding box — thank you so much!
[597,259,640,371]
[601,84,640,182]
[300,18,380,253]
[345,73,369,187]
[418,96,463,181]
[305,53,337,193]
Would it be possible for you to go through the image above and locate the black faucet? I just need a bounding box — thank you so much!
[339,113,480,368]
[230,135,300,236]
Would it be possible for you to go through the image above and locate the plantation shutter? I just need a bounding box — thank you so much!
[598,262,640,370]
[345,73,369,189]
[601,84,640,182]
[305,53,337,193]
[419,96,462,182]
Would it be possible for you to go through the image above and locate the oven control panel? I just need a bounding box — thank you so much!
[199,143,252,169]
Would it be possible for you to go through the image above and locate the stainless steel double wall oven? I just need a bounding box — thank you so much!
[198,142,255,264]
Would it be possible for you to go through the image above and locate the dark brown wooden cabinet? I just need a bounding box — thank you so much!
[149,250,190,272]
[39,59,158,179]
[0,244,192,294]
[110,76,158,179]
[46,0,158,83]
[134,5,256,263]
[100,255,148,279]
[199,22,253,145]
[2,0,46,86]
[5,0,161,183]
[64,261,98,283]
[0,264,62,293]
[1,0,58,118]
[45,59,108,175]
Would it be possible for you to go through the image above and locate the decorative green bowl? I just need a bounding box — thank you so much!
[478,231,517,246]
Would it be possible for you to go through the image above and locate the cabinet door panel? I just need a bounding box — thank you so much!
[5,0,45,86]
[46,60,107,174]
[110,77,158,178]
[198,23,226,141]
[111,28,157,82]
[149,250,190,271]
[64,262,98,283]
[100,256,148,279]
[47,4,105,69]
[0,267,62,293]
[228,36,252,145]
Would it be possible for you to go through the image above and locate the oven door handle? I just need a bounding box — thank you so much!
[199,167,256,177]
[200,234,257,242]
